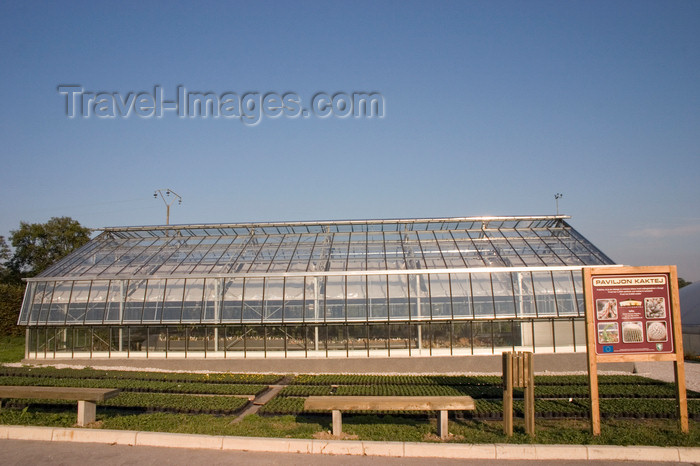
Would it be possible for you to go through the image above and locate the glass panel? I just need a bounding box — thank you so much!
[105,280,125,323]
[328,233,350,271]
[346,232,367,271]
[123,280,146,322]
[532,272,557,316]
[222,278,243,322]
[415,232,446,268]
[91,327,110,352]
[553,319,575,351]
[518,320,535,351]
[470,274,493,317]
[242,278,264,322]
[188,327,208,352]
[573,319,586,352]
[38,282,56,324]
[182,279,205,322]
[494,320,518,349]
[390,323,411,352]
[347,324,368,355]
[325,276,345,322]
[323,325,345,354]
[410,274,430,321]
[533,320,554,351]
[202,278,221,322]
[167,326,186,353]
[388,274,409,320]
[85,280,109,323]
[451,274,473,318]
[283,277,305,322]
[473,321,493,354]
[304,276,323,323]
[142,279,166,322]
[573,271,585,314]
[29,282,48,325]
[491,272,516,318]
[552,271,578,316]
[47,281,72,324]
[429,274,451,319]
[71,328,91,353]
[223,326,246,354]
[453,321,472,354]
[110,327,128,353]
[514,272,537,317]
[66,281,90,324]
[18,282,34,325]
[346,276,366,322]
[366,233,386,270]
[367,275,388,321]
[245,325,265,354]
[267,326,286,352]
[285,325,307,354]
[208,236,249,274]
[429,322,451,355]
[263,279,284,323]
[287,235,316,272]
[55,327,70,353]
[162,279,185,322]
[368,323,389,355]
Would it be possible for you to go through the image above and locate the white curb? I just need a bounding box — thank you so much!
[0,424,697,462]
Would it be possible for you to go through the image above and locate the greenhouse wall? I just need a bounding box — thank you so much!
[24,317,585,359]
[17,216,615,360]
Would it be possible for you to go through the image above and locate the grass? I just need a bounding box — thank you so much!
[1,407,698,446]
[0,335,24,363]
[0,364,698,446]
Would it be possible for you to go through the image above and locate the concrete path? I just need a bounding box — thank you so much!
[5,438,688,466]
[0,439,687,466]
[634,361,700,392]
[230,383,287,423]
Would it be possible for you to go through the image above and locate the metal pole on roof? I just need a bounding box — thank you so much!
[154,189,183,225]
[554,193,563,216]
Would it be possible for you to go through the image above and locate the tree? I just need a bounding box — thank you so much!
[9,217,91,278]
[0,284,25,336]
[679,277,692,289]
[0,236,11,283]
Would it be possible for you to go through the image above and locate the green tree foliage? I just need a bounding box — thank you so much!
[0,217,90,336]
[679,277,692,289]
[9,217,91,278]
[0,284,25,336]
[0,236,11,283]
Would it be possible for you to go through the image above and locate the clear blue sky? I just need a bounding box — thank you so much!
[1,1,699,280]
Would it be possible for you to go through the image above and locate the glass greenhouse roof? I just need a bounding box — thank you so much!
[33,215,613,281]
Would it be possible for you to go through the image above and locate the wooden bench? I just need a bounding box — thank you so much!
[304,395,475,439]
[0,386,120,426]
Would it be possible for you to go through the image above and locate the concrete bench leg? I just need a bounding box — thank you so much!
[332,410,342,436]
[77,400,96,426]
[437,410,448,439]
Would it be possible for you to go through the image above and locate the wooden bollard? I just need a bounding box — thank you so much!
[502,351,535,436]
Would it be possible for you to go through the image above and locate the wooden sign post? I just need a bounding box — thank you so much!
[502,351,535,436]
[583,265,688,435]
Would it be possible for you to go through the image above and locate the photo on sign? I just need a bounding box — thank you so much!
[596,298,618,320]
[598,322,619,344]
[646,321,668,342]
[622,321,644,343]
[644,297,666,319]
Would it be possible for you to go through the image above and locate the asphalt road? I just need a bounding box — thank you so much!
[0,440,688,466]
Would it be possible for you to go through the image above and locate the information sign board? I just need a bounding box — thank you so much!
[583,266,687,435]
[591,273,673,355]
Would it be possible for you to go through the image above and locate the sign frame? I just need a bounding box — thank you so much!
[583,265,687,435]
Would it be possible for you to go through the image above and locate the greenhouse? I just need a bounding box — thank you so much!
[17,215,616,359]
